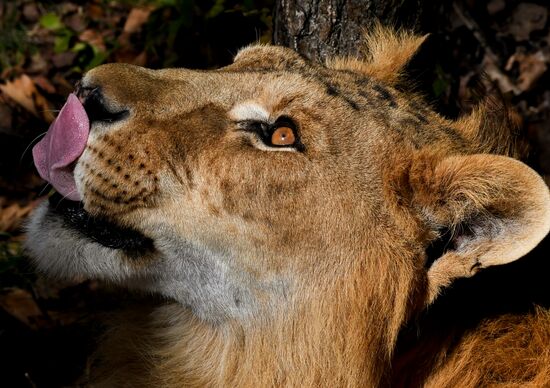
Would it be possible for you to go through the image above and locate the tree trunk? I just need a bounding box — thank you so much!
[273,0,429,62]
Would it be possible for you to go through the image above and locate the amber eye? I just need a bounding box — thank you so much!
[271,126,296,146]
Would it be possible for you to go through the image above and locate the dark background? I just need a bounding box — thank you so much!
[0,0,549,386]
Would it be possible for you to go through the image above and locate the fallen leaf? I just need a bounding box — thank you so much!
[33,276,74,301]
[505,50,549,92]
[123,7,153,34]
[79,29,106,51]
[52,73,75,96]
[0,199,40,233]
[114,48,148,66]
[51,51,77,68]
[0,102,12,130]
[530,116,550,175]
[487,0,505,15]
[59,2,79,15]
[46,311,81,326]
[27,53,49,74]
[65,12,88,32]
[0,76,34,113]
[0,74,55,122]
[457,70,476,103]
[88,3,104,19]
[22,2,40,23]
[32,75,56,94]
[0,288,51,330]
[483,55,521,95]
[132,51,148,67]
[507,3,547,41]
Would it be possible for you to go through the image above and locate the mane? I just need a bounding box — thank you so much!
[392,235,550,386]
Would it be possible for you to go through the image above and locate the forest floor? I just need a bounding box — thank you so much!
[0,0,549,386]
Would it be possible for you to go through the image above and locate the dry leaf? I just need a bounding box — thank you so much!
[0,288,51,330]
[123,7,153,34]
[27,53,49,74]
[33,276,73,301]
[0,102,12,130]
[0,199,41,233]
[483,55,521,95]
[133,51,148,67]
[65,12,88,33]
[59,2,78,15]
[508,3,547,41]
[52,51,77,68]
[22,2,40,22]
[88,3,103,19]
[506,50,549,92]
[52,73,75,96]
[79,29,106,51]
[114,49,148,66]
[457,70,476,102]
[487,0,505,15]
[0,74,55,122]
[0,75,37,116]
[32,75,56,94]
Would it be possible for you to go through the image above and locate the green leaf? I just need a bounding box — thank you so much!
[432,78,446,98]
[432,63,449,98]
[54,34,71,53]
[160,0,178,6]
[85,50,109,70]
[0,240,24,273]
[206,0,226,19]
[242,0,254,10]
[0,256,21,273]
[40,13,64,30]
[72,42,87,52]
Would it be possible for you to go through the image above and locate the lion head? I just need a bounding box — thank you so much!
[25,26,550,386]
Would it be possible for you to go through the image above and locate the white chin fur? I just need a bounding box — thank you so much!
[24,201,278,323]
[24,201,130,281]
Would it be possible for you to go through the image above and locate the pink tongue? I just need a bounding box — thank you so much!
[33,93,89,201]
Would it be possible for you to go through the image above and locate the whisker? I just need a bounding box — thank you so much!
[53,190,78,210]
[20,131,48,163]
[38,183,52,197]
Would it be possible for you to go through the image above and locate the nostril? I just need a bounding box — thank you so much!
[76,85,129,124]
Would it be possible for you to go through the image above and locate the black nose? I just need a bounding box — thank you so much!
[75,85,129,124]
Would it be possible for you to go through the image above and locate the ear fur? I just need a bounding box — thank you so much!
[326,23,427,84]
[407,153,550,303]
[229,44,310,72]
[454,94,528,158]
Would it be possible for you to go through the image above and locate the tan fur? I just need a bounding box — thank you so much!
[455,96,527,158]
[425,308,550,388]
[27,27,550,387]
[327,23,428,85]
[406,153,550,301]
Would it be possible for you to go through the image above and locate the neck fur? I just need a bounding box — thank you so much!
[149,255,420,387]
[93,250,422,387]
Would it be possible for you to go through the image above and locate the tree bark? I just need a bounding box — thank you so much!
[273,0,429,62]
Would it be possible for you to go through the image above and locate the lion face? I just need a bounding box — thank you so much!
[26,35,550,329]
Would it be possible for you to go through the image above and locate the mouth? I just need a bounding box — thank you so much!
[48,192,154,255]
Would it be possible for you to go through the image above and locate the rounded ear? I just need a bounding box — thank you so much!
[225,44,311,72]
[407,153,550,304]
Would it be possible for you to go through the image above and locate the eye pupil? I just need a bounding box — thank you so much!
[271,126,295,146]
